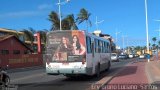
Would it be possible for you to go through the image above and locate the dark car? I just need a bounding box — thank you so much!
[118,54,128,59]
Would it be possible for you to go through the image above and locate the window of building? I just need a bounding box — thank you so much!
[13,50,20,54]
[1,50,9,55]
[24,50,28,54]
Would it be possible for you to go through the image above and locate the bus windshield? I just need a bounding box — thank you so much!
[45,30,86,62]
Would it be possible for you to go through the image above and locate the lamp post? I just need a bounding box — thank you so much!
[57,0,70,30]
[145,0,150,62]
[95,16,104,30]
[122,35,127,53]
[115,30,121,45]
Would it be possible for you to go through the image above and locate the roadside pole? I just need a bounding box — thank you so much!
[145,0,150,62]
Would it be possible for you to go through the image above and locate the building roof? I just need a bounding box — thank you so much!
[0,35,14,42]
[0,28,24,34]
[0,35,33,52]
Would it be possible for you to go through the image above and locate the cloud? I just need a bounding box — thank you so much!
[0,11,41,19]
[38,4,53,10]
[0,4,52,19]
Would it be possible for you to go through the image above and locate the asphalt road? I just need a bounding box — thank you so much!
[7,58,137,90]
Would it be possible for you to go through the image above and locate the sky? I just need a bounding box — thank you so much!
[0,0,160,48]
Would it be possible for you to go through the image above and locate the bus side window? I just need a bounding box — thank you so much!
[102,41,105,53]
[98,40,102,53]
[86,36,92,53]
[92,42,94,57]
[95,39,98,53]
[106,42,109,53]
[104,42,107,53]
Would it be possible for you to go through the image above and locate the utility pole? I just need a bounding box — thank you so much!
[57,0,70,30]
[115,30,121,45]
[95,16,104,30]
[145,0,150,62]
[122,35,127,53]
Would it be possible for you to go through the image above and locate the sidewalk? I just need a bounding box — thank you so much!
[146,59,160,85]
[100,58,160,90]
[108,61,148,84]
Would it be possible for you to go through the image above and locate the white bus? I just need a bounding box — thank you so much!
[45,30,111,77]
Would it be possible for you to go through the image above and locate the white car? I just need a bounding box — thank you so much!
[111,53,119,62]
[129,54,134,58]
[139,54,145,59]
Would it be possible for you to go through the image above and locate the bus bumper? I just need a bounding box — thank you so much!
[46,67,92,75]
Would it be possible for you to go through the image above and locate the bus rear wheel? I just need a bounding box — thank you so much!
[106,61,111,71]
[96,64,100,78]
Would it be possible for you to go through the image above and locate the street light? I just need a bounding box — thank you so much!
[145,0,150,62]
[57,0,70,30]
[95,16,104,30]
[115,29,121,45]
[122,35,127,53]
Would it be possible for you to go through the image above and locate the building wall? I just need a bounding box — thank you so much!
[0,37,28,52]
[0,37,43,68]
[0,54,43,68]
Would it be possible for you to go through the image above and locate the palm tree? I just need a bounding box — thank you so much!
[135,46,141,52]
[76,8,92,30]
[21,29,34,42]
[21,29,34,51]
[152,37,157,44]
[158,40,160,46]
[48,11,60,30]
[65,14,78,30]
[28,27,36,34]
[48,11,78,30]
[152,44,156,50]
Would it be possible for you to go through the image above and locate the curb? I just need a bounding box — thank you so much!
[99,67,126,90]
[89,61,131,90]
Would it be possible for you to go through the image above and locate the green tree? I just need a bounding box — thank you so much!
[37,30,47,44]
[65,14,78,30]
[76,8,92,30]
[21,29,34,51]
[152,37,157,44]
[48,11,78,30]
[158,40,160,46]
[135,46,141,51]
[21,29,34,42]
[48,11,60,30]
[28,27,36,34]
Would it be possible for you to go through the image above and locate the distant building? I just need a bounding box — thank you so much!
[0,28,45,53]
[0,35,32,54]
[0,35,44,68]
[0,28,24,41]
